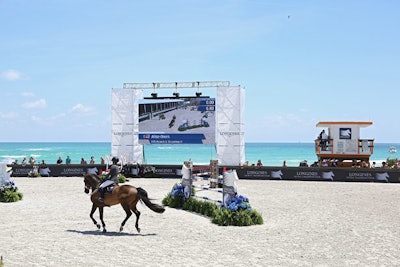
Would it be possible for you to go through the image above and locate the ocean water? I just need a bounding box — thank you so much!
[0,142,398,167]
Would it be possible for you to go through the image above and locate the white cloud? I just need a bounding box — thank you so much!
[0,111,19,119]
[1,69,23,81]
[22,99,47,109]
[70,103,95,115]
[49,113,67,120]
[21,92,35,97]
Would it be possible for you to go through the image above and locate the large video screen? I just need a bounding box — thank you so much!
[138,97,216,144]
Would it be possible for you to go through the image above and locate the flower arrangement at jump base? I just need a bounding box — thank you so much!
[28,166,40,177]
[162,183,263,226]
[0,179,23,203]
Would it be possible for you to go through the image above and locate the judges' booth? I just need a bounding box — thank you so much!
[315,121,374,167]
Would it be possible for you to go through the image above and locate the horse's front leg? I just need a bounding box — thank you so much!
[89,203,100,230]
[99,206,107,233]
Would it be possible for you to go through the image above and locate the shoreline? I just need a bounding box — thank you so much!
[0,142,397,167]
[1,177,400,266]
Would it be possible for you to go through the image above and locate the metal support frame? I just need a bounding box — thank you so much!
[123,81,230,90]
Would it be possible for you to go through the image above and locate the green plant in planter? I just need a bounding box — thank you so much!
[386,158,398,168]
[0,180,23,203]
[28,170,40,177]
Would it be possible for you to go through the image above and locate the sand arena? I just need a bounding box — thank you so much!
[1,177,400,266]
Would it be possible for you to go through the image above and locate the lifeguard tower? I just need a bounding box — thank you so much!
[315,121,374,167]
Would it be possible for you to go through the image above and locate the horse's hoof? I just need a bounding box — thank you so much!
[96,224,101,229]
[103,229,107,233]
[119,226,123,232]
[136,227,141,233]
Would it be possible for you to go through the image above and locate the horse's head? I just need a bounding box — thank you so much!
[83,174,101,194]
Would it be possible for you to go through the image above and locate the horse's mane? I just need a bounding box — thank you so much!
[84,173,102,186]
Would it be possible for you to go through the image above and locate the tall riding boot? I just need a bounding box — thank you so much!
[98,187,104,202]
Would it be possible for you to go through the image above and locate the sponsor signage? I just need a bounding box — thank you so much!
[9,165,108,177]
[7,165,400,183]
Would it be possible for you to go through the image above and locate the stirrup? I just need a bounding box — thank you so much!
[98,197,104,202]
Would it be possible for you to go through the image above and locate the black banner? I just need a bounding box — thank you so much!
[8,164,400,183]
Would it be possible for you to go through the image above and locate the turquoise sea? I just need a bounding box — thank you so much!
[0,142,398,167]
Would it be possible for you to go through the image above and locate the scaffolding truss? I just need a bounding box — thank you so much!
[123,81,230,90]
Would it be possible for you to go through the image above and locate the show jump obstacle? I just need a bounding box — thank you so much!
[111,81,245,166]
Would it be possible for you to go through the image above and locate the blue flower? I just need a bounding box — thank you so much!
[226,195,252,212]
[170,184,185,197]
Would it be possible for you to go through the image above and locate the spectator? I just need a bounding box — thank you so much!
[299,160,308,167]
[319,129,328,151]
[66,156,71,165]
[361,161,368,168]
[29,156,36,165]
[256,159,263,167]
[90,156,95,164]
[56,156,63,165]
[331,159,338,167]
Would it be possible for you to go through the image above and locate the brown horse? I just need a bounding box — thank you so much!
[83,174,165,233]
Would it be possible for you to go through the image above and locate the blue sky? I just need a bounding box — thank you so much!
[0,0,399,143]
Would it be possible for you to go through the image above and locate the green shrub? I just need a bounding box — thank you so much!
[0,189,23,203]
[99,174,127,183]
[0,180,23,203]
[118,174,126,183]
[162,192,185,208]
[212,208,263,226]
[386,158,398,168]
[163,184,263,226]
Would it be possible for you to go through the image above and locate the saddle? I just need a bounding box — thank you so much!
[104,186,115,194]
[99,180,117,195]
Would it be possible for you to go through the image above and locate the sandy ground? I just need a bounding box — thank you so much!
[1,177,400,267]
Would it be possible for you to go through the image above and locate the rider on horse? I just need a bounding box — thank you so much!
[98,157,120,202]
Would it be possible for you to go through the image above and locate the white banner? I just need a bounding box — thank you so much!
[216,86,245,165]
[111,88,143,164]
[0,163,11,186]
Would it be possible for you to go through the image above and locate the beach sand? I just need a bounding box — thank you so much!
[1,177,399,267]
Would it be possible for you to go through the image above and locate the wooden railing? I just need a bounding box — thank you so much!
[315,139,374,155]
[315,139,333,154]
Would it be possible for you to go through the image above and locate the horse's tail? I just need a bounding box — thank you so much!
[137,187,165,213]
